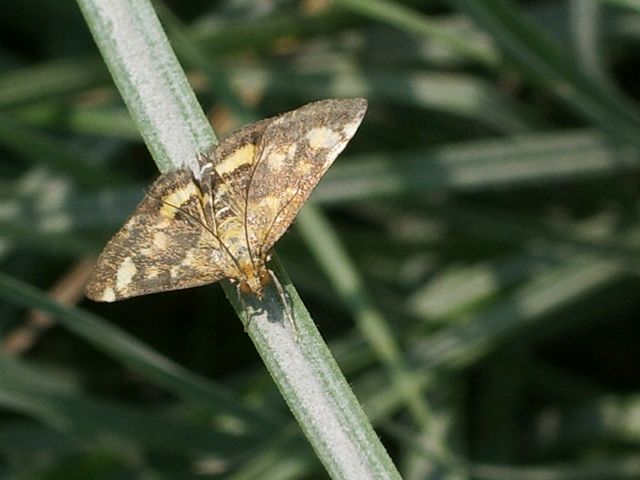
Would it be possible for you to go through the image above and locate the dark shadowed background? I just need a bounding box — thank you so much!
[1,0,640,478]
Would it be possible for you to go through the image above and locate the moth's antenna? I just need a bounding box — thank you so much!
[190,148,215,181]
[199,161,213,179]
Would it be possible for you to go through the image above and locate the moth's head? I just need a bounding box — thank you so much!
[238,263,271,299]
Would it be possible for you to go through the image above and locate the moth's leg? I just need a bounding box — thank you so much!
[268,268,298,341]
[235,283,253,332]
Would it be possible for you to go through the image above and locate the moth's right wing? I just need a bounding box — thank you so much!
[246,98,367,256]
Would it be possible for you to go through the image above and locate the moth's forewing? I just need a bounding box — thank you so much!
[85,171,229,301]
[245,98,367,253]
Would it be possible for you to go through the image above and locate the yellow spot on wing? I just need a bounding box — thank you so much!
[170,263,181,279]
[140,231,169,256]
[215,143,255,175]
[153,231,168,249]
[102,287,116,302]
[116,257,137,290]
[261,195,281,213]
[181,250,197,267]
[160,183,199,218]
[306,127,341,150]
[269,143,297,171]
[268,150,287,170]
[146,266,160,279]
[295,160,312,175]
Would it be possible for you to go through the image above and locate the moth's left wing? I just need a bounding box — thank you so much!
[85,170,232,302]
[246,98,367,256]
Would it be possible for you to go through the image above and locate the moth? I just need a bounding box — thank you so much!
[85,98,367,302]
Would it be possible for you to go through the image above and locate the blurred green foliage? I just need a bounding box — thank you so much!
[1,0,640,478]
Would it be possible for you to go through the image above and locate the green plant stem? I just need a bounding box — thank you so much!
[77,0,215,173]
[76,0,400,477]
[297,205,434,428]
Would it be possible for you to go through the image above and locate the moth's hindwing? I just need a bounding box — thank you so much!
[86,98,367,301]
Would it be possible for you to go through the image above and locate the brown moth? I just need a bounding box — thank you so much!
[85,98,367,302]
